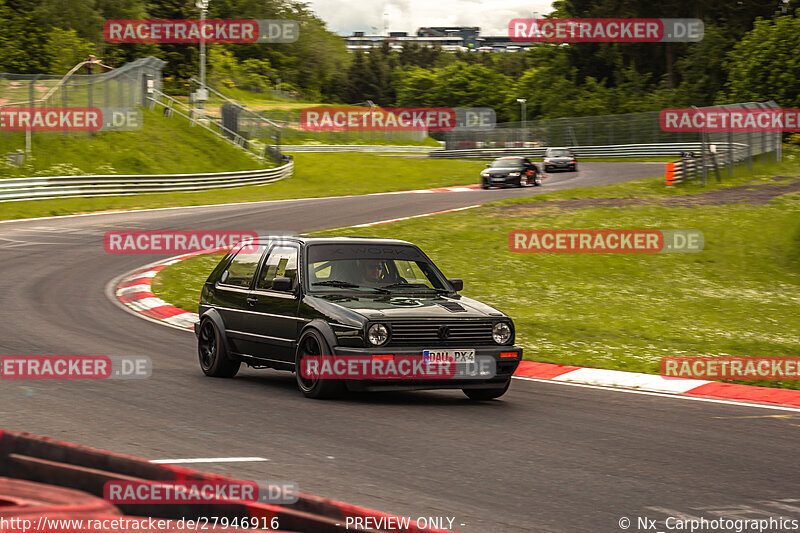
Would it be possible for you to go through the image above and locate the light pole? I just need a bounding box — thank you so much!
[517,98,526,145]
[196,0,209,119]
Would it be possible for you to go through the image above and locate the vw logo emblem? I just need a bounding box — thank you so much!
[438,326,450,340]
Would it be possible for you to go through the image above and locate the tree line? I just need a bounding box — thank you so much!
[1,0,799,122]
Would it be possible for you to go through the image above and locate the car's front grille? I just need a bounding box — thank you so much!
[388,321,495,346]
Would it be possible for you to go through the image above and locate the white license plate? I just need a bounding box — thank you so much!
[423,349,476,364]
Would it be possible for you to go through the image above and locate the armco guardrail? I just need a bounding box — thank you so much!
[428,142,710,159]
[664,142,753,186]
[0,160,293,202]
[0,429,452,533]
[281,145,439,153]
[665,151,735,186]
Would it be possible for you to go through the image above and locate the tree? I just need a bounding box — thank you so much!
[723,13,800,107]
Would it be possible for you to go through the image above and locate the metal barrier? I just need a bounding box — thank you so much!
[428,142,712,159]
[664,145,745,186]
[0,161,293,202]
[281,145,439,153]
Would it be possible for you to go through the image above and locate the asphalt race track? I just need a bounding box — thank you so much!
[1,162,798,532]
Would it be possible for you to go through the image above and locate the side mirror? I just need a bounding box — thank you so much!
[271,277,293,292]
[220,270,229,283]
[447,278,463,292]
[485,163,491,167]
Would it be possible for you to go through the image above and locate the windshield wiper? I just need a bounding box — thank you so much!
[313,280,360,288]
[313,280,389,293]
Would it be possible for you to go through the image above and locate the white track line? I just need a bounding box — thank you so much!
[150,457,269,464]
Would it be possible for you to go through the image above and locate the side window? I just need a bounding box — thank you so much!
[257,245,298,290]
[220,246,264,288]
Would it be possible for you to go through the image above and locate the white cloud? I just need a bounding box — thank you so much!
[309,0,555,36]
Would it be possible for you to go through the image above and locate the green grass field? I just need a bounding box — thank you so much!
[0,108,265,178]
[0,152,485,221]
[150,148,800,389]
[151,252,227,312]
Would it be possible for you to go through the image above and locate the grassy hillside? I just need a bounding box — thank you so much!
[0,108,266,178]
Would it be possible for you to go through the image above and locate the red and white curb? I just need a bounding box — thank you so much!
[115,251,206,331]
[515,361,800,409]
[410,185,481,194]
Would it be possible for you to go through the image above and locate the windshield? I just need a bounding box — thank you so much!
[306,243,450,293]
[489,159,524,168]
[547,149,572,157]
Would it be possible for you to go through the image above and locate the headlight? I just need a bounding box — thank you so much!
[492,322,512,344]
[481,172,489,177]
[368,323,389,346]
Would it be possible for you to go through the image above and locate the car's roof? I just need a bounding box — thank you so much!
[248,235,415,246]
[496,156,524,160]
[546,147,572,151]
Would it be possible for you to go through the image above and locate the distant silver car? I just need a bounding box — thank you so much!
[543,147,577,172]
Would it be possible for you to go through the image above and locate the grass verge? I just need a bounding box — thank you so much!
[151,252,227,312]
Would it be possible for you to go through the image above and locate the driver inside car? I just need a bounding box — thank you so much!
[360,259,387,284]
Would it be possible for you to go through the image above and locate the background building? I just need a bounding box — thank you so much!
[344,26,533,53]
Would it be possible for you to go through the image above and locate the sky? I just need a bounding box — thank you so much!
[307,0,556,36]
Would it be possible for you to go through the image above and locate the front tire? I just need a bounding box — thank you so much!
[463,379,511,401]
[295,329,345,399]
[198,318,240,377]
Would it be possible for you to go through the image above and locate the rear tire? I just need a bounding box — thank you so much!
[295,329,345,399]
[463,379,511,401]
[198,318,240,378]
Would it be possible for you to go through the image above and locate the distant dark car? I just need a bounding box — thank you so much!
[195,236,522,400]
[543,147,577,172]
[481,156,541,189]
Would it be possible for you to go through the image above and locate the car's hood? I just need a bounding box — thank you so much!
[484,168,519,176]
[304,293,506,321]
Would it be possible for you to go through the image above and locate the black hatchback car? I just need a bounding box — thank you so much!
[481,156,541,189]
[195,236,521,400]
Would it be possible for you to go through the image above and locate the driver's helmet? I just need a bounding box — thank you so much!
[361,260,385,283]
